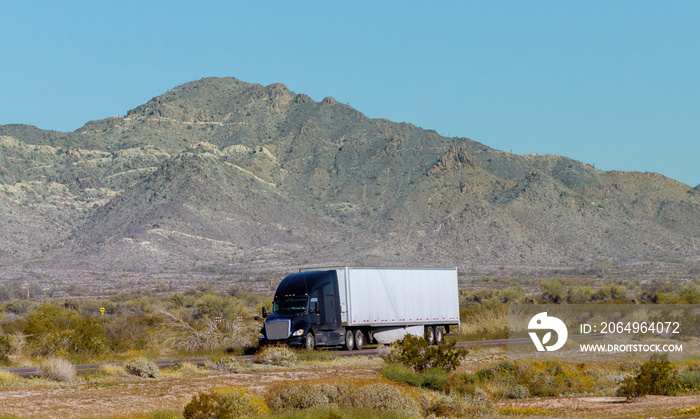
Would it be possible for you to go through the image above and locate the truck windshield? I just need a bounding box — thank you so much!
[273,297,308,314]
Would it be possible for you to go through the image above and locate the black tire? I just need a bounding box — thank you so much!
[434,326,444,343]
[344,329,355,351]
[424,325,435,345]
[354,330,365,350]
[305,332,316,351]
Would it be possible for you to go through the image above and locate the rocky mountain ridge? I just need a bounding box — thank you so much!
[0,77,698,294]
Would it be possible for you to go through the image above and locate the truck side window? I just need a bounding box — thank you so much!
[309,292,320,324]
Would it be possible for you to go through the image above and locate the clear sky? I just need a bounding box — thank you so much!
[2,1,699,186]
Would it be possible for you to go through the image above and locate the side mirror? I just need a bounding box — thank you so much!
[262,306,268,318]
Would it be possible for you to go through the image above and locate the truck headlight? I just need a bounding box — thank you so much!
[258,332,265,339]
[292,328,305,336]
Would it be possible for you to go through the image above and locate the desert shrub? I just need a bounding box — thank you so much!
[380,363,448,391]
[209,356,246,373]
[685,361,700,372]
[183,387,270,418]
[672,406,700,418]
[619,360,642,372]
[125,358,160,378]
[516,360,595,397]
[538,279,567,303]
[23,303,107,356]
[443,372,481,396]
[192,293,246,319]
[177,362,200,375]
[255,345,297,366]
[617,354,680,400]
[507,384,530,399]
[0,370,21,387]
[39,357,76,382]
[98,364,125,377]
[459,360,597,398]
[104,314,157,352]
[159,309,252,352]
[459,305,509,340]
[265,382,339,412]
[382,334,467,372]
[4,299,33,315]
[680,371,700,392]
[346,383,419,416]
[420,391,493,418]
[0,334,11,365]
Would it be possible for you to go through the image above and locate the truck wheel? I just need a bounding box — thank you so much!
[344,329,355,350]
[305,333,316,351]
[434,326,444,343]
[354,330,365,350]
[424,326,435,345]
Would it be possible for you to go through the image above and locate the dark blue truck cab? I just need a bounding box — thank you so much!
[258,270,342,350]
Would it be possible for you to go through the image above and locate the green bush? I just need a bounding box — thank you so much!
[23,303,107,356]
[617,354,680,400]
[125,358,160,378]
[256,345,297,366]
[519,360,594,397]
[680,371,700,392]
[382,334,467,372]
[450,359,599,399]
[380,363,448,391]
[184,387,270,418]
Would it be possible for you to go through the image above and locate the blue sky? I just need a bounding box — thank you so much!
[2,1,699,186]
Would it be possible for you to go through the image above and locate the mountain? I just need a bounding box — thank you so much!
[0,77,698,294]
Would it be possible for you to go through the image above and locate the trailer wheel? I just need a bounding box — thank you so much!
[434,326,444,343]
[305,333,316,351]
[354,330,365,350]
[344,329,355,350]
[424,325,435,345]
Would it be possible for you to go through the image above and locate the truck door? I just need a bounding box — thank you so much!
[321,282,339,328]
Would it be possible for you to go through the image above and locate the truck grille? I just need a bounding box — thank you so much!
[265,320,291,340]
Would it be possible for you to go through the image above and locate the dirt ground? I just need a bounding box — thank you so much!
[0,356,698,418]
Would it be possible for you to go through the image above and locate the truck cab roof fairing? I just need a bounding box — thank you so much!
[274,270,336,299]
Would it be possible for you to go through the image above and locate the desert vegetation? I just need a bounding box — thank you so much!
[0,284,263,368]
[1,277,700,417]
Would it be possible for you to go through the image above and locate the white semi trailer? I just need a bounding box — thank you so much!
[258,267,460,350]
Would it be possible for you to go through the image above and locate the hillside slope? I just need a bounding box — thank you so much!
[0,77,698,290]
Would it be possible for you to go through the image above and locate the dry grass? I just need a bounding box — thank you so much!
[177,361,200,375]
[459,305,509,340]
[0,370,22,387]
[39,357,76,382]
[99,364,125,377]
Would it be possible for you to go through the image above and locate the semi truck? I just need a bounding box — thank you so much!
[257,267,460,350]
